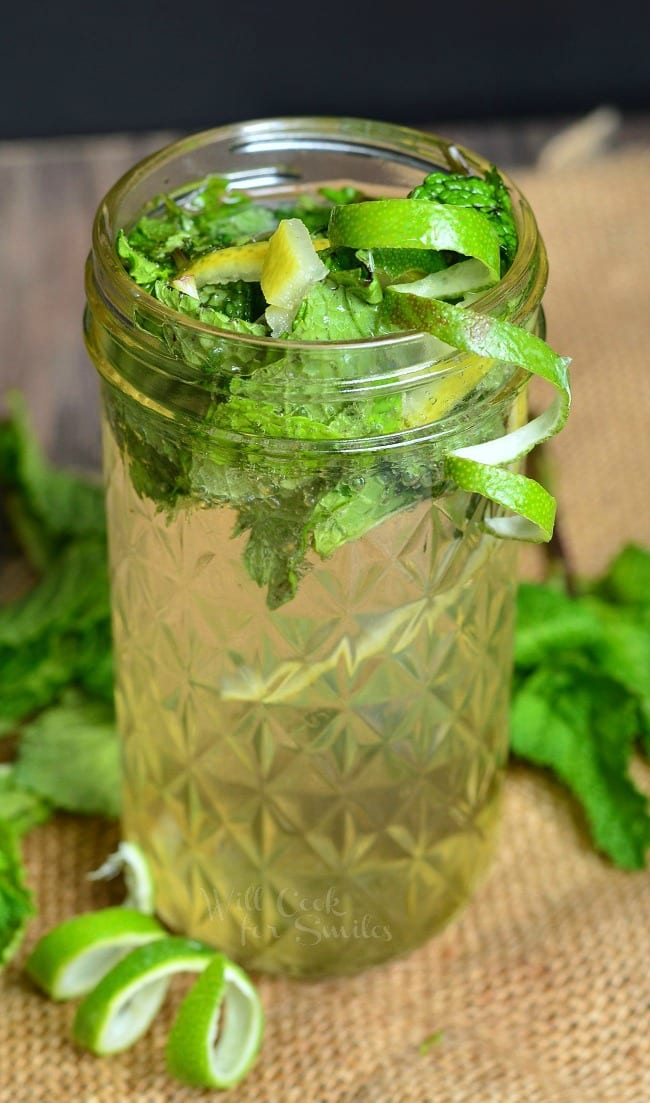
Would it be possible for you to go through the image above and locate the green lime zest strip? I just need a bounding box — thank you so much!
[386,290,571,541]
[166,954,264,1089]
[72,937,214,1055]
[25,907,166,1001]
[328,199,501,286]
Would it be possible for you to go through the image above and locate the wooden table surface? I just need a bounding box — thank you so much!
[1,113,649,472]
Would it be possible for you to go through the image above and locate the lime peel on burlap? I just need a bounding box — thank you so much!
[166,953,265,1089]
[87,840,156,915]
[72,936,215,1055]
[25,907,166,1000]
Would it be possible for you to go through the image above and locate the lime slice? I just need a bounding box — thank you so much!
[261,218,328,335]
[25,908,165,1000]
[72,937,214,1056]
[402,358,488,428]
[385,290,571,540]
[87,841,156,915]
[166,954,264,1089]
[328,199,501,285]
[171,235,329,300]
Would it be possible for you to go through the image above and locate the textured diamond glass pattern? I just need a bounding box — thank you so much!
[104,426,517,976]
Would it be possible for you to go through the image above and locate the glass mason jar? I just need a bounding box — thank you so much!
[85,118,547,977]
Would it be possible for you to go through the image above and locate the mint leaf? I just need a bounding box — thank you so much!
[189,179,277,245]
[312,475,418,558]
[591,544,650,608]
[0,393,105,570]
[116,229,172,287]
[273,194,332,235]
[511,663,650,870]
[0,767,51,835]
[514,546,650,869]
[0,540,112,728]
[514,583,602,668]
[0,820,34,967]
[153,281,267,338]
[235,489,315,610]
[326,267,384,304]
[318,185,364,205]
[199,280,266,323]
[14,695,120,818]
[290,282,380,341]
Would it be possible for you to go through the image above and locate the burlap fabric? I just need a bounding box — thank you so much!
[1,146,649,1103]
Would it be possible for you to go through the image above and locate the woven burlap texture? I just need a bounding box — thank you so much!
[2,146,650,1103]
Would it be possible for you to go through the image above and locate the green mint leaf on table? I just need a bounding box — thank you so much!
[514,583,601,667]
[0,391,105,570]
[513,544,650,869]
[511,665,650,871]
[591,543,650,607]
[0,401,120,967]
[418,1030,444,1056]
[13,694,120,818]
[0,540,113,730]
[0,767,52,836]
[0,821,34,967]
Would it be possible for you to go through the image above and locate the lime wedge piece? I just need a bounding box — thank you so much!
[72,937,214,1056]
[171,240,271,300]
[261,219,328,335]
[328,199,501,285]
[402,358,488,428]
[166,954,264,1090]
[87,841,156,915]
[171,235,329,300]
[25,908,165,1000]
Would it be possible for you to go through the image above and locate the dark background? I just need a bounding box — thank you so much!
[3,0,648,140]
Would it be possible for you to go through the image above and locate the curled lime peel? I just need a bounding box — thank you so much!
[386,290,571,541]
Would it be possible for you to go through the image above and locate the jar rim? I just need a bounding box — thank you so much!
[89,115,547,356]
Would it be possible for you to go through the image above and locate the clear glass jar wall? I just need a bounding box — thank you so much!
[85,118,547,976]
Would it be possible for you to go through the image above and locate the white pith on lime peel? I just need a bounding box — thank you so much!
[88,841,155,915]
[25,908,166,1000]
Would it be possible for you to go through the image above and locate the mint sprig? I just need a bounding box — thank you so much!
[513,551,650,869]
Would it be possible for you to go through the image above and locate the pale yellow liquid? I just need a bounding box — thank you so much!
[104,425,516,976]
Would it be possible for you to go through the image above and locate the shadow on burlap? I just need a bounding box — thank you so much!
[1,146,649,1103]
